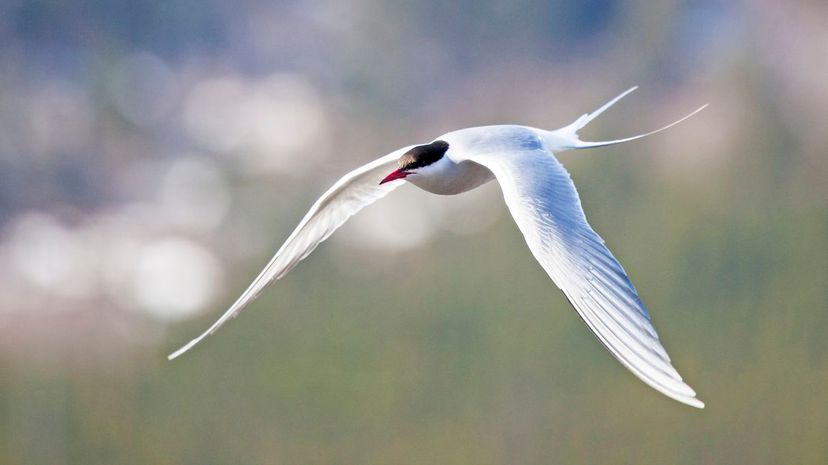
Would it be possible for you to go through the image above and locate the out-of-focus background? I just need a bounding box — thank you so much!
[1,0,826,463]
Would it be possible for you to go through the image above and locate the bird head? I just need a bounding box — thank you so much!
[380,140,449,184]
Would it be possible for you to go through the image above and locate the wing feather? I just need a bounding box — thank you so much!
[168,148,413,359]
[465,148,704,408]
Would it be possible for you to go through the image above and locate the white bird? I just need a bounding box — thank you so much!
[169,87,707,409]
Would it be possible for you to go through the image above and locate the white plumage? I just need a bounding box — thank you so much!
[169,87,706,409]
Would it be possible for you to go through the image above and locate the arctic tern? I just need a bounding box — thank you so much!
[169,87,707,408]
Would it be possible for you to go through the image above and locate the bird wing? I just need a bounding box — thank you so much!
[463,148,704,408]
[168,148,413,359]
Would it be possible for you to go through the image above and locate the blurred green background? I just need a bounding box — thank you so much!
[1,0,827,464]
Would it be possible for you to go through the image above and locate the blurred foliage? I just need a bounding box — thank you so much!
[2,0,828,464]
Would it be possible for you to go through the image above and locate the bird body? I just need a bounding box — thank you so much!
[169,87,707,409]
[406,125,533,195]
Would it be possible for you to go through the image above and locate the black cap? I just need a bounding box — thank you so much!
[398,140,449,171]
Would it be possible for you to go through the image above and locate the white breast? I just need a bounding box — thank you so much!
[405,156,495,195]
[406,125,544,196]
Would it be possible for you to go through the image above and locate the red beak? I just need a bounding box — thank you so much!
[379,169,409,185]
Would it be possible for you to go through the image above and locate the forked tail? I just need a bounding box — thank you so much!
[542,86,708,152]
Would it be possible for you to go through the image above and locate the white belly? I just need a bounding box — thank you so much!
[406,159,495,195]
[406,125,545,195]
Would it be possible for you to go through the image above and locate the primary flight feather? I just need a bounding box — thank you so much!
[169,87,707,409]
